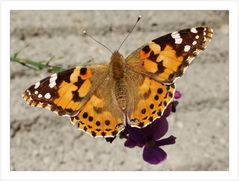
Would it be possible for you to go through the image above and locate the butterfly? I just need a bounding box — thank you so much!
[22,26,213,139]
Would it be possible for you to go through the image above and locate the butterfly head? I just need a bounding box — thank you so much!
[110,51,125,79]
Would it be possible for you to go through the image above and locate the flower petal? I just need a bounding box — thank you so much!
[152,118,168,140]
[143,146,167,164]
[171,101,179,112]
[124,137,138,148]
[156,135,176,146]
[162,103,172,118]
[174,90,182,99]
[125,124,147,146]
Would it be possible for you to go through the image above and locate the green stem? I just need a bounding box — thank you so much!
[10,54,65,73]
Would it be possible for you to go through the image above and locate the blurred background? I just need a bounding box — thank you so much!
[10,10,228,171]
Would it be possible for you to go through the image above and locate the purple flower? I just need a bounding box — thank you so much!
[122,90,181,165]
[174,90,182,99]
[124,117,176,164]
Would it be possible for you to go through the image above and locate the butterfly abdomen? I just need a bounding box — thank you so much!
[114,79,128,111]
[109,51,129,111]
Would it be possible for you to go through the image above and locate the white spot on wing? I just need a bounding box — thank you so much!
[44,93,51,99]
[34,91,38,94]
[26,90,31,95]
[38,94,42,98]
[34,82,40,89]
[175,38,183,44]
[191,28,198,33]
[49,73,57,88]
[195,35,199,39]
[171,33,178,39]
[192,41,197,45]
[184,45,191,52]
[171,31,179,36]
[171,32,183,44]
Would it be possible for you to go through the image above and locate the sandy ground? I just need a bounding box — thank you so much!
[10,10,229,171]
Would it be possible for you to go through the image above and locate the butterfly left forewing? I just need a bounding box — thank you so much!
[126,27,213,84]
[22,65,108,117]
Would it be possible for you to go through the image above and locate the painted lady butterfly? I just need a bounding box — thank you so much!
[22,26,213,139]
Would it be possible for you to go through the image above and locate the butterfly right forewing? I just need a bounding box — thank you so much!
[126,27,213,84]
[124,27,213,128]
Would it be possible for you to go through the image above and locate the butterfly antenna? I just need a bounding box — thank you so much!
[117,15,141,51]
[83,30,113,54]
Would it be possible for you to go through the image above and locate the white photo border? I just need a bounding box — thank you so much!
[0,0,238,180]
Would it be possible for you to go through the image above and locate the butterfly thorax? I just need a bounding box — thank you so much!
[110,51,125,79]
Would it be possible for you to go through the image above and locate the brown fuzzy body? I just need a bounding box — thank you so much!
[110,51,128,111]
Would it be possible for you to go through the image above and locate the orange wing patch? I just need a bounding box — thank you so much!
[71,85,125,138]
[53,80,79,110]
[127,27,213,84]
[139,42,161,59]
[22,65,108,116]
[140,44,184,81]
[143,59,159,73]
[129,76,175,128]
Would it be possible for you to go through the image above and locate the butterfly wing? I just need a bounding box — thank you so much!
[125,27,213,128]
[22,65,108,117]
[125,69,175,128]
[23,66,125,138]
[126,27,213,84]
[70,76,125,138]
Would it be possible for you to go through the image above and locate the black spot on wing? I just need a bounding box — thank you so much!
[55,68,75,84]
[142,45,150,54]
[74,77,84,87]
[72,90,84,102]
[148,51,159,61]
[80,67,87,75]
[152,33,175,50]
[156,61,166,74]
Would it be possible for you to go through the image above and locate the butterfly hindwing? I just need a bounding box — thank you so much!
[70,76,125,138]
[126,27,213,84]
[125,70,175,128]
[22,65,108,116]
